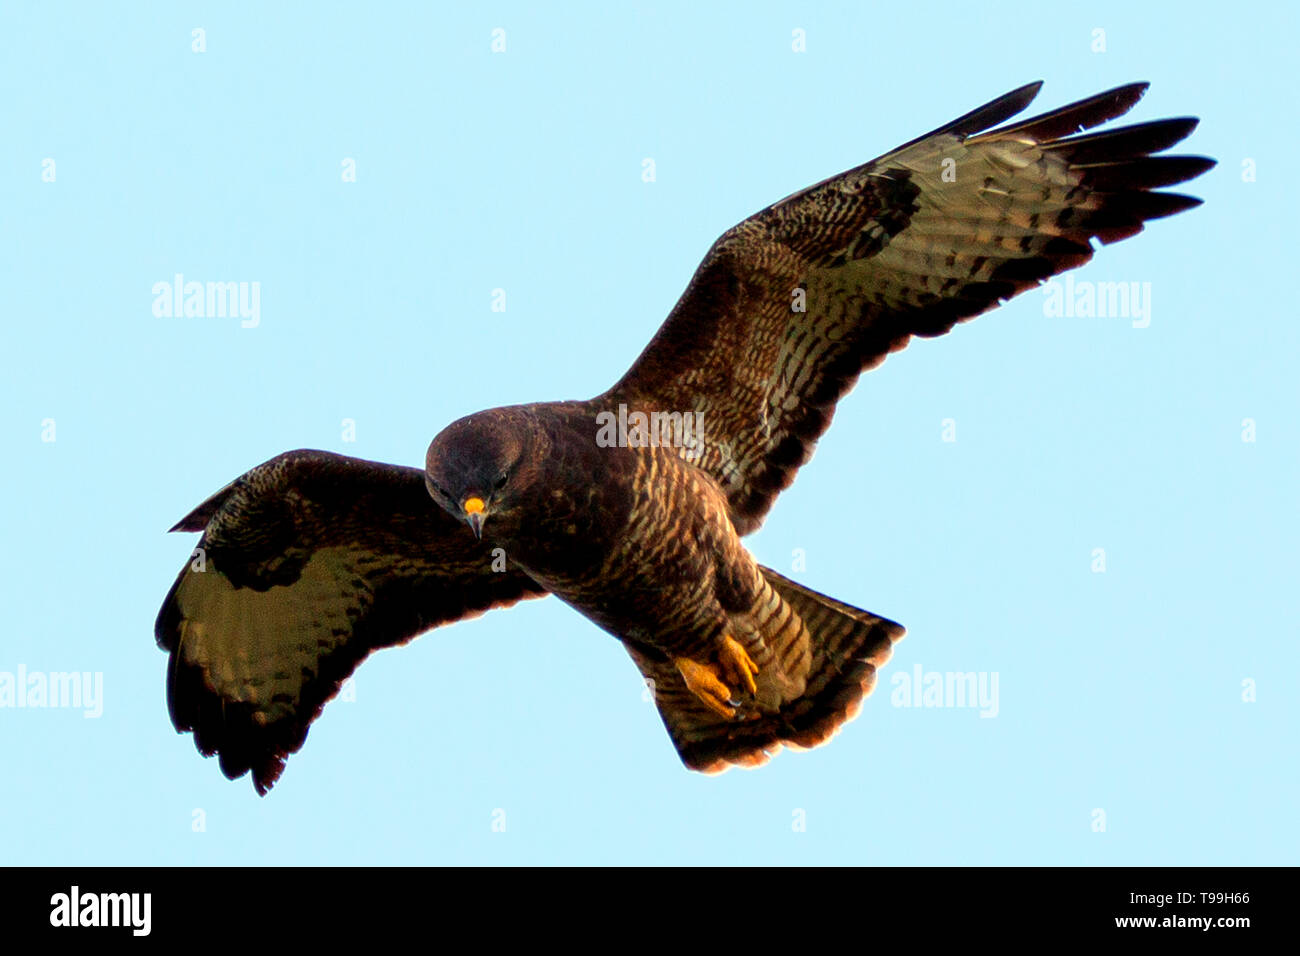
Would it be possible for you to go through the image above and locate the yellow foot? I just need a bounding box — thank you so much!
[674,636,760,720]
[718,635,759,696]
[675,657,738,720]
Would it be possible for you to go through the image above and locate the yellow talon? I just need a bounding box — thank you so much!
[675,657,737,720]
[674,636,760,720]
[719,635,759,696]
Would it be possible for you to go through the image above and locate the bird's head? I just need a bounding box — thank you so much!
[425,409,535,541]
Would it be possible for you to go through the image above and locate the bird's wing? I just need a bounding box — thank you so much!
[155,449,548,794]
[600,82,1214,534]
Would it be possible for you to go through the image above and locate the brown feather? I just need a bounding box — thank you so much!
[156,450,548,793]
[601,83,1213,535]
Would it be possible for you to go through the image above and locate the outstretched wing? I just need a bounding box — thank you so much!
[155,449,547,794]
[601,82,1214,534]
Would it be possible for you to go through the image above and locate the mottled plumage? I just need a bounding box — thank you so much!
[157,82,1212,792]
[157,452,547,792]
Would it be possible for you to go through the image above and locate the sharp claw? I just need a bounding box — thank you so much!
[701,695,737,720]
[721,635,759,695]
[675,657,738,720]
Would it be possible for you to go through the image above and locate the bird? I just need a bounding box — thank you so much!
[156,81,1213,794]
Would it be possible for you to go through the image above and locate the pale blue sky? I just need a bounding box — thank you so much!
[2,2,1296,864]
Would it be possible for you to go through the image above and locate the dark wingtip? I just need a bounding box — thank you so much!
[1156,117,1202,150]
[1153,192,1205,214]
[979,81,1155,144]
[1045,116,1204,164]
[1093,81,1151,126]
[167,479,239,532]
[169,501,221,533]
[893,81,1046,153]
[1020,80,1046,100]
[959,80,1044,134]
[1164,116,1201,140]
[1077,155,1217,191]
[1109,80,1150,107]
[1159,155,1218,183]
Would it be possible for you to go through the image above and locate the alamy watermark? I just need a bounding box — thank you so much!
[1042,275,1152,328]
[0,665,103,718]
[890,663,999,717]
[152,273,260,328]
[50,886,150,936]
[595,403,705,462]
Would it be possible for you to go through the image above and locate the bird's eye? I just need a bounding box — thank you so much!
[493,471,509,491]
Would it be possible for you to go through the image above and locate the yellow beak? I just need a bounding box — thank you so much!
[462,496,486,539]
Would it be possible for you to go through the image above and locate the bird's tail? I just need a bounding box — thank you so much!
[627,566,904,772]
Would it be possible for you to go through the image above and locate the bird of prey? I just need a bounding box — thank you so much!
[157,81,1212,793]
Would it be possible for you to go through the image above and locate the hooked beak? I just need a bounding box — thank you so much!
[463,496,487,540]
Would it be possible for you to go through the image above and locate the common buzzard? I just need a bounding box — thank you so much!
[157,82,1212,793]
